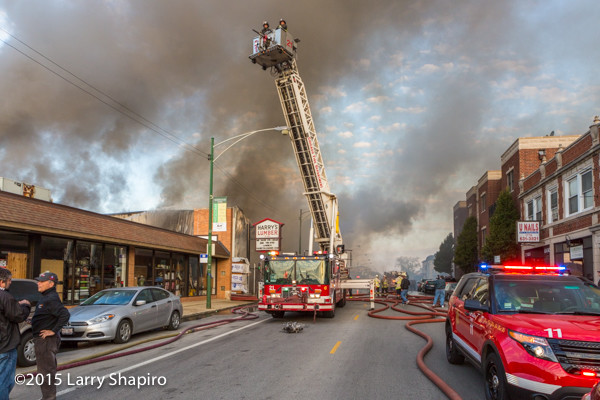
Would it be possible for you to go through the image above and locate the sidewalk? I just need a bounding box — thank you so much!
[180,296,258,321]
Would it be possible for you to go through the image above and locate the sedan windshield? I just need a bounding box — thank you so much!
[81,290,137,306]
[495,279,600,314]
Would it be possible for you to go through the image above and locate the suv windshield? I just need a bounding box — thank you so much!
[494,278,600,314]
[265,259,327,285]
[81,290,136,306]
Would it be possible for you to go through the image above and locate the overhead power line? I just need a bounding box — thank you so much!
[0,27,209,158]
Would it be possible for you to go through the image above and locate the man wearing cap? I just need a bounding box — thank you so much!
[32,271,69,400]
[0,267,31,400]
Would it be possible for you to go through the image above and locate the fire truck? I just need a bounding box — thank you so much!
[250,21,373,317]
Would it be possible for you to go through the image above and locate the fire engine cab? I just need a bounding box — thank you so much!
[446,264,600,400]
[258,252,346,318]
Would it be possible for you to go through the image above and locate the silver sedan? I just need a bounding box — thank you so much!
[61,287,183,344]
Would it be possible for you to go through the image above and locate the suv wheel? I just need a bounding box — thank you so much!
[445,330,464,364]
[17,331,36,367]
[484,352,510,400]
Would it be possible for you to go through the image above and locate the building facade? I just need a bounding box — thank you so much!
[519,118,600,279]
[0,191,230,304]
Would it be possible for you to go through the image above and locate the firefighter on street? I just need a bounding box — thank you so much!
[374,275,381,296]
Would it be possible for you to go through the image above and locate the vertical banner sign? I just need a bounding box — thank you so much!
[213,197,227,232]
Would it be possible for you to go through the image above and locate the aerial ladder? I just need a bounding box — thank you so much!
[250,21,374,310]
[250,23,340,254]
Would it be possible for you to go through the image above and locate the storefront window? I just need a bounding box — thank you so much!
[170,253,186,296]
[103,245,127,289]
[154,251,170,289]
[188,256,200,296]
[40,236,72,303]
[134,248,153,286]
[0,230,29,278]
[75,241,102,302]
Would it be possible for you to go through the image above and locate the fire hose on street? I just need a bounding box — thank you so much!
[20,305,259,378]
[349,293,463,400]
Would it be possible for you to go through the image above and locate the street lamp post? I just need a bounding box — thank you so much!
[206,126,288,309]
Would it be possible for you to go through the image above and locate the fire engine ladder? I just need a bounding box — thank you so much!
[275,60,341,251]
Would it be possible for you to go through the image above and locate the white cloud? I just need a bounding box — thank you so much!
[417,64,441,74]
[362,81,383,91]
[338,149,346,154]
[367,96,391,104]
[353,141,372,148]
[395,106,426,114]
[319,85,346,98]
[344,102,367,113]
[321,106,333,113]
[338,131,353,138]
[369,115,382,122]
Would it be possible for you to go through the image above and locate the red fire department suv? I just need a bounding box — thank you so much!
[445,265,600,400]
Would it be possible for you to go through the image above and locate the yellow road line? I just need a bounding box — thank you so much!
[330,341,342,354]
[354,315,359,320]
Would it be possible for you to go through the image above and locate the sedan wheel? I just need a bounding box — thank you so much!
[167,311,180,330]
[17,331,36,367]
[114,320,132,344]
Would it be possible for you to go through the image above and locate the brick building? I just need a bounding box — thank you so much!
[0,191,232,304]
[519,117,600,279]
[454,128,585,274]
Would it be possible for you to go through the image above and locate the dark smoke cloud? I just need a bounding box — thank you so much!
[1,1,599,264]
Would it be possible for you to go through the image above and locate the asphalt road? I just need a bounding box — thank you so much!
[11,298,485,400]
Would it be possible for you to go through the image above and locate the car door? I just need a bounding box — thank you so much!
[466,278,489,353]
[454,277,480,351]
[151,288,173,327]
[131,289,157,333]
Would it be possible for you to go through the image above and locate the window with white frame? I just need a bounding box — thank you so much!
[547,187,558,223]
[507,170,514,192]
[526,196,542,221]
[565,169,593,216]
[480,193,486,213]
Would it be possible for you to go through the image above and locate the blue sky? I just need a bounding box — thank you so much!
[1,1,599,271]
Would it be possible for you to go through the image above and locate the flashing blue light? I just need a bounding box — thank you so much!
[558,265,566,271]
[480,264,489,270]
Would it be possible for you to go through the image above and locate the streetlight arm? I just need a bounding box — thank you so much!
[213,126,288,162]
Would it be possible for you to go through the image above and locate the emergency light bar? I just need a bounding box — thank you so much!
[479,264,567,274]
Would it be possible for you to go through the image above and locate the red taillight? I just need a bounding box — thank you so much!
[582,371,597,377]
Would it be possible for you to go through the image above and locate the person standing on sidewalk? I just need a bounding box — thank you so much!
[32,272,70,400]
[0,267,31,400]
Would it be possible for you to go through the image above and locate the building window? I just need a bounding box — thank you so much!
[566,170,593,216]
[507,170,514,192]
[481,227,486,246]
[583,170,593,209]
[480,193,486,213]
[547,187,558,223]
[526,196,542,221]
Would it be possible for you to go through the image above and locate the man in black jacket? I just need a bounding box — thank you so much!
[0,267,31,400]
[32,271,70,400]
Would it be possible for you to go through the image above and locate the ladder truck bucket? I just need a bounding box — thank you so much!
[249,28,298,69]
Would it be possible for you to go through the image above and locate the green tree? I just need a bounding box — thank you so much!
[434,233,454,274]
[454,216,479,274]
[481,189,520,263]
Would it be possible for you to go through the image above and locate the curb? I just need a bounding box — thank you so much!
[181,302,258,322]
